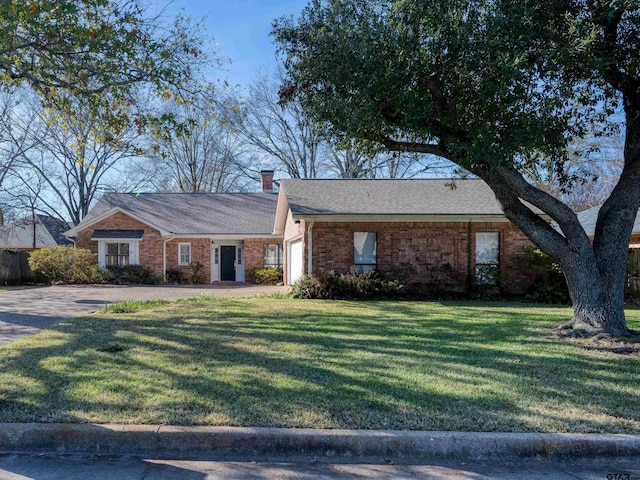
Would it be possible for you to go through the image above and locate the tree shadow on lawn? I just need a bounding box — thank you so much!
[0,300,637,433]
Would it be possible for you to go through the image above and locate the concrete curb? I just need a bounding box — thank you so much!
[0,424,639,461]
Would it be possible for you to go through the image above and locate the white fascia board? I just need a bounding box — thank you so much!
[72,207,170,236]
[91,237,142,242]
[272,187,290,235]
[172,233,283,240]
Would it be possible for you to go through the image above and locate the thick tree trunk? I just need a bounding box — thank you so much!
[558,246,607,332]
[477,165,635,336]
[586,85,640,336]
[591,202,636,335]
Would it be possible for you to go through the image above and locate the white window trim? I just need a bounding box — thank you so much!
[178,242,192,266]
[98,240,140,267]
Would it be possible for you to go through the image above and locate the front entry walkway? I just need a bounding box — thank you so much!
[0,284,288,346]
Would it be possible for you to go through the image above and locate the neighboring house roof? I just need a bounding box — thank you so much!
[280,178,511,216]
[91,229,145,240]
[70,193,279,236]
[36,215,74,246]
[0,215,73,249]
[577,205,640,238]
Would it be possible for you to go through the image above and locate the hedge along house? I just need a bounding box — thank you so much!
[65,172,283,283]
[273,179,540,291]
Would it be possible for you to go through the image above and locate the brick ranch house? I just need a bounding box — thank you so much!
[65,172,282,284]
[66,172,542,289]
[275,178,538,291]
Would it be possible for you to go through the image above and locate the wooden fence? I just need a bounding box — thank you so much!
[0,250,35,285]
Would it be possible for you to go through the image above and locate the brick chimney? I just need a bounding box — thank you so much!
[260,170,274,193]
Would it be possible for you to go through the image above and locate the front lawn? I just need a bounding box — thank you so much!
[0,298,638,432]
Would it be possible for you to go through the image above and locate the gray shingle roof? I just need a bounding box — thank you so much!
[281,178,510,216]
[91,229,145,240]
[78,193,279,235]
[0,215,71,248]
[577,205,640,237]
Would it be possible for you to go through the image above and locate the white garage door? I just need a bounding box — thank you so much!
[289,240,303,285]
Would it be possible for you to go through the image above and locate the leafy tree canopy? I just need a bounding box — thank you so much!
[0,0,210,121]
[273,0,640,335]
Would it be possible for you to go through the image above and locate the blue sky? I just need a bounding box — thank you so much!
[161,0,309,89]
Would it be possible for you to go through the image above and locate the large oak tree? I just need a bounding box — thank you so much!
[273,0,640,335]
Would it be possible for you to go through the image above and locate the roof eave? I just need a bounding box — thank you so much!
[70,207,170,237]
[273,186,290,235]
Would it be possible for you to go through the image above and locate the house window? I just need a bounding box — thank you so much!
[354,232,377,273]
[214,247,219,264]
[178,243,191,266]
[475,232,500,285]
[237,246,242,265]
[264,244,284,269]
[106,243,129,267]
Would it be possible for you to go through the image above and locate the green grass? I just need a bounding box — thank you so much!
[103,299,168,313]
[0,298,638,432]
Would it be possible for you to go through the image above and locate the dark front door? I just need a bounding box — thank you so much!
[220,246,236,281]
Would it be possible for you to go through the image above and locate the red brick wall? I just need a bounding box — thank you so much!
[76,213,213,282]
[75,212,164,275]
[308,221,533,292]
[165,238,211,283]
[244,237,284,283]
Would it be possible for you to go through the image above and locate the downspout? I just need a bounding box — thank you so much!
[307,218,315,276]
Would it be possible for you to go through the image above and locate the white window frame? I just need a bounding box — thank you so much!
[178,242,192,266]
[97,240,140,268]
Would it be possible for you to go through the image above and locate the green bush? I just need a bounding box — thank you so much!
[28,247,98,284]
[509,246,570,304]
[145,275,164,285]
[104,265,154,284]
[247,267,283,285]
[190,262,206,284]
[290,270,404,300]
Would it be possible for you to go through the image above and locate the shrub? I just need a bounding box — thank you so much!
[145,275,164,285]
[90,266,109,284]
[247,267,283,285]
[104,265,154,284]
[166,268,182,284]
[508,246,570,304]
[626,250,640,302]
[290,270,404,300]
[28,247,97,284]
[189,262,206,284]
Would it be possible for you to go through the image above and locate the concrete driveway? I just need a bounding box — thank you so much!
[0,284,288,346]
